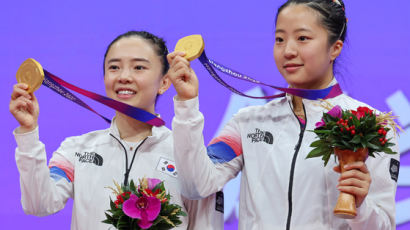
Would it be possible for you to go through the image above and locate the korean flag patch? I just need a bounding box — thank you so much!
[156,157,178,178]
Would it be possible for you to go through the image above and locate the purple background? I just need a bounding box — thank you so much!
[1,0,409,229]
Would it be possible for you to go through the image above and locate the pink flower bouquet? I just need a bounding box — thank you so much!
[103,177,186,230]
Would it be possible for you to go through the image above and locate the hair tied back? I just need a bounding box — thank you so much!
[332,0,345,11]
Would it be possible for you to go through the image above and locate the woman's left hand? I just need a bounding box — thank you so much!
[166,51,199,101]
[333,161,372,208]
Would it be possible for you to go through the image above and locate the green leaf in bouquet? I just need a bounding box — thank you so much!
[310,140,323,148]
[321,150,332,166]
[131,219,139,229]
[341,133,351,140]
[102,212,114,224]
[109,198,116,210]
[333,143,345,149]
[384,141,395,148]
[179,210,187,217]
[359,138,367,149]
[331,125,339,132]
[364,133,378,142]
[382,147,397,154]
[113,208,124,217]
[314,130,332,134]
[322,113,332,122]
[306,147,325,159]
[129,180,136,193]
[159,215,176,227]
[351,135,361,144]
[116,215,131,230]
[152,215,163,225]
[367,142,381,151]
[341,140,352,149]
[352,115,360,127]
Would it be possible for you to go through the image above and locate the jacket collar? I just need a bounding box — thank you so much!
[108,116,171,145]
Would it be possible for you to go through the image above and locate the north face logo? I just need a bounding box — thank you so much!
[247,128,273,144]
[75,152,103,166]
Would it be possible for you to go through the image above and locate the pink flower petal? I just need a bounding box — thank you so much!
[138,218,153,229]
[145,196,161,221]
[147,178,161,190]
[315,119,325,128]
[122,194,142,219]
[328,105,342,118]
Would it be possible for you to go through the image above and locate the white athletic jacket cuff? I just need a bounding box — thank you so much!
[173,96,201,121]
[14,126,40,153]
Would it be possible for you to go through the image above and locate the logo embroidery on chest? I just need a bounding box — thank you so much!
[75,152,103,166]
[247,128,274,144]
[156,157,178,178]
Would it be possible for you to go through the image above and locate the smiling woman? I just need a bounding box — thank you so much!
[9,30,223,230]
[104,31,170,115]
[103,33,171,132]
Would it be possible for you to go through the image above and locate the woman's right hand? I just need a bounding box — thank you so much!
[9,83,39,133]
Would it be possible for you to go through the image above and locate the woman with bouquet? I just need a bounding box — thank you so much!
[9,31,223,230]
[168,0,400,229]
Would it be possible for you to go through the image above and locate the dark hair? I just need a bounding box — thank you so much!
[103,31,169,75]
[276,0,347,45]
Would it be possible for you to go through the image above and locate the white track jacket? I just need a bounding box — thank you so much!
[172,83,400,230]
[14,118,223,230]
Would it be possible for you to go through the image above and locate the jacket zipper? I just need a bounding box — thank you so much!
[286,103,307,230]
[110,134,148,186]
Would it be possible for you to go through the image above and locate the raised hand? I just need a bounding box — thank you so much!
[9,83,39,133]
[166,52,199,101]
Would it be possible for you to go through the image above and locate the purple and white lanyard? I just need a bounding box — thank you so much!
[40,51,341,126]
[198,51,342,100]
[42,70,164,127]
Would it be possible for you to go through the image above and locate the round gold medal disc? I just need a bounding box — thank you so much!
[16,58,44,93]
[174,35,205,61]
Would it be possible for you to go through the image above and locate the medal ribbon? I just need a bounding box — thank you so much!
[41,70,165,127]
[198,51,343,100]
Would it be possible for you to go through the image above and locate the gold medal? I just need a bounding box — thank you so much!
[174,35,205,61]
[16,58,44,93]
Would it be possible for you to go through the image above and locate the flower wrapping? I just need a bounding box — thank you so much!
[103,177,186,230]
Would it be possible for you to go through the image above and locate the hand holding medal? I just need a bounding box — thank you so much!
[10,58,43,133]
[167,35,205,101]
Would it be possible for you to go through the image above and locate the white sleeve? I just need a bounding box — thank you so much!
[14,127,73,216]
[173,96,243,199]
[184,192,224,230]
[347,131,399,229]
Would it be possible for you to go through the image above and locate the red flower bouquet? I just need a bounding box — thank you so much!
[306,103,400,218]
[306,104,399,165]
[103,178,186,230]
